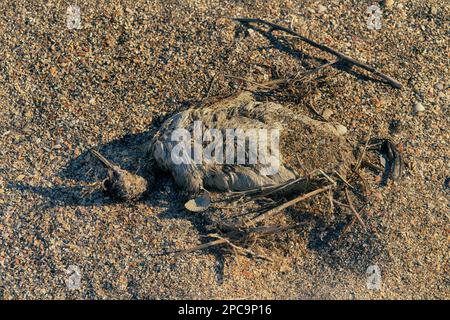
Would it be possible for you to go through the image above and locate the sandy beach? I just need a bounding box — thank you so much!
[0,0,448,299]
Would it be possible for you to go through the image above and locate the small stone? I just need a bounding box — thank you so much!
[322,109,333,120]
[317,5,327,13]
[184,191,211,212]
[25,109,33,119]
[384,0,394,8]
[335,124,348,135]
[49,66,57,76]
[414,102,425,113]
[430,6,438,15]
[373,98,385,110]
[434,82,444,91]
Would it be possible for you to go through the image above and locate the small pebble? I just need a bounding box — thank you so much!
[434,82,444,91]
[317,5,327,13]
[414,102,425,113]
[322,109,333,120]
[335,124,348,135]
[384,0,394,8]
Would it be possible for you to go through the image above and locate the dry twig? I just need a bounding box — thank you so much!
[344,188,367,229]
[252,185,333,223]
[233,18,403,89]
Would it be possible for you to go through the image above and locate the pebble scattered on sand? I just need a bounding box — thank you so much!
[384,0,394,8]
[318,5,327,13]
[434,82,444,91]
[335,124,348,135]
[322,109,333,120]
[414,102,425,113]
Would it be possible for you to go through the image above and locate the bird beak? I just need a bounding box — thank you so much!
[91,149,115,170]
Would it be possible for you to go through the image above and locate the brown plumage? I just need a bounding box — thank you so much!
[92,91,356,200]
[148,91,355,194]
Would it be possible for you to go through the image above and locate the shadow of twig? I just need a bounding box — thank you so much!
[236,20,384,86]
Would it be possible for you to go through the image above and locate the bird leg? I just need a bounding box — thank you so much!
[365,139,404,181]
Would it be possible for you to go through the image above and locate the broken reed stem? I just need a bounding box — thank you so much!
[342,202,368,235]
[319,169,336,186]
[153,238,228,256]
[220,200,281,221]
[208,233,273,262]
[225,175,309,203]
[333,170,354,189]
[252,185,333,223]
[167,222,301,258]
[332,199,351,209]
[245,223,302,236]
[205,75,216,98]
[362,160,384,173]
[344,188,367,229]
[233,18,403,89]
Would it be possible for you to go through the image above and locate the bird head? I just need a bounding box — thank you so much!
[91,150,148,201]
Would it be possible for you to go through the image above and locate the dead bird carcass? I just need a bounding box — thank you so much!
[88,17,406,258]
[93,89,356,201]
[90,87,402,258]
